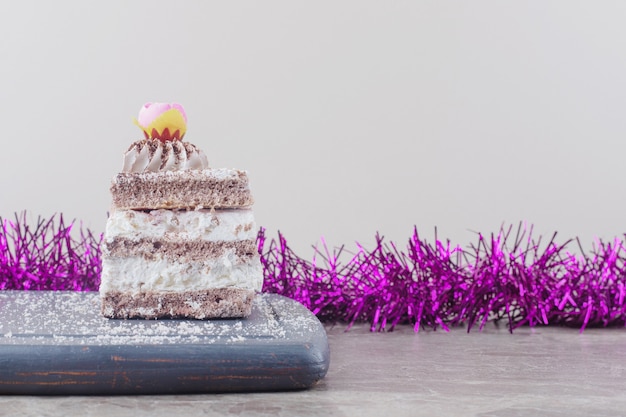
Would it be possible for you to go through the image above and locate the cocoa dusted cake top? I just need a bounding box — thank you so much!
[111,169,254,210]
[109,102,254,210]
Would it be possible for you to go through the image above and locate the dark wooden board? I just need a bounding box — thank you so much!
[0,291,329,394]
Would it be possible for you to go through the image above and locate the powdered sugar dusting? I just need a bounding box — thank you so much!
[0,292,320,346]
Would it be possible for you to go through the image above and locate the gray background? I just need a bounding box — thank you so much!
[1,1,624,255]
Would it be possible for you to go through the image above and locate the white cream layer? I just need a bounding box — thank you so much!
[105,209,257,242]
[100,253,264,293]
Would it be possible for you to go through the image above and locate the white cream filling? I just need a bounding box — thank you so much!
[100,253,264,293]
[105,209,257,242]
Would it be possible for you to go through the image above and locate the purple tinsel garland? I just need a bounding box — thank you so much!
[0,213,101,291]
[2,213,626,332]
[257,225,626,333]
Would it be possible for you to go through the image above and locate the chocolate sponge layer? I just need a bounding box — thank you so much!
[101,288,256,319]
[104,238,258,263]
[110,169,254,210]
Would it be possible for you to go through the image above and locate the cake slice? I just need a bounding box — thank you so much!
[99,102,263,319]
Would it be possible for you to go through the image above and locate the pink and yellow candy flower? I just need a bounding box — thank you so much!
[134,102,187,141]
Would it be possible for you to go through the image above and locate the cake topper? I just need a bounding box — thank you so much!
[134,102,187,141]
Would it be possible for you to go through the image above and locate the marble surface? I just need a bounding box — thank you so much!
[3,323,626,417]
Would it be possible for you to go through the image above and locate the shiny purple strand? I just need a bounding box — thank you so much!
[0,213,102,291]
[258,225,626,332]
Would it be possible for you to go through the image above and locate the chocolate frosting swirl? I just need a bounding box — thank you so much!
[122,139,209,173]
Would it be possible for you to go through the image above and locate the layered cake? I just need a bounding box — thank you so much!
[99,103,263,319]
